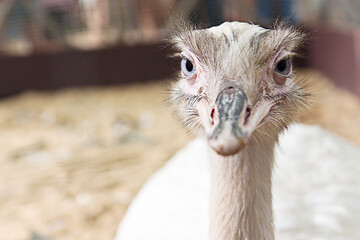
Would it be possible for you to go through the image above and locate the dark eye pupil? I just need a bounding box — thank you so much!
[276,60,287,73]
[186,60,193,72]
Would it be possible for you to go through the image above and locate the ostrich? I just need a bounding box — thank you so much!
[166,21,309,240]
[115,21,360,240]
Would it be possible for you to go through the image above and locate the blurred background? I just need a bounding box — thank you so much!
[0,0,359,240]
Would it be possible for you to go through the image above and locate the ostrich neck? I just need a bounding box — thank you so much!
[209,136,276,240]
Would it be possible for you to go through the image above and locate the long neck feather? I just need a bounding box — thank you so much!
[209,134,277,240]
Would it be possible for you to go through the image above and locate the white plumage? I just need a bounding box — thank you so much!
[115,124,360,240]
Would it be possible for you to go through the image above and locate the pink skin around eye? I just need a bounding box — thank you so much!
[181,50,201,85]
[187,74,197,85]
[180,51,208,99]
[263,48,293,93]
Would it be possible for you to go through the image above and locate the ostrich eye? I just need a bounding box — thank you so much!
[181,58,195,76]
[273,58,292,85]
[275,59,291,76]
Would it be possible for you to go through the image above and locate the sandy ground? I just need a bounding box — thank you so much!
[0,70,359,240]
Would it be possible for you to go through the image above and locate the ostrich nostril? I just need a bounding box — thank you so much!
[210,108,215,125]
[244,107,251,125]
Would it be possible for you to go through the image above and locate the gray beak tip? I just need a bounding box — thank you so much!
[208,134,246,156]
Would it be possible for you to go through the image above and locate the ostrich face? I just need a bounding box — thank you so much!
[170,22,309,156]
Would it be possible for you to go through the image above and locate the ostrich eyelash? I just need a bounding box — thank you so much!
[180,52,191,59]
[171,86,207,106]
[182,108,202,133]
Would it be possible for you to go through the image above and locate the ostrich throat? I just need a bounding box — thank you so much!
[209,133,276,240]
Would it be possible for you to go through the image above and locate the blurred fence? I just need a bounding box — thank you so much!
[0,0,358,96]
[0,0,358,56]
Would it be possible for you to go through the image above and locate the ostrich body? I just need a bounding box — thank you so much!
[116,124,360,240]
[119,21,311,240]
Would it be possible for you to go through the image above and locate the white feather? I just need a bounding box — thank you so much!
[115,124,360,240]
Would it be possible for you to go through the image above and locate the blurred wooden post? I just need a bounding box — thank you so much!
[309,27,360,96]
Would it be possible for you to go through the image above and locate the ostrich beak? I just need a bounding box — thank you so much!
[207,87,249,156]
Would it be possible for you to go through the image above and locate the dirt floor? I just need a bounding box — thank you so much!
[0,70,359,240]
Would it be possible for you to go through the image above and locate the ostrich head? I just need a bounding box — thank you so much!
[170,21,309,156]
